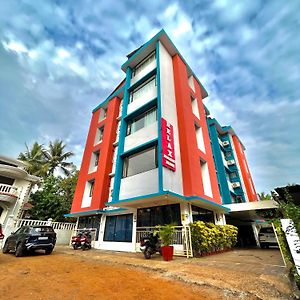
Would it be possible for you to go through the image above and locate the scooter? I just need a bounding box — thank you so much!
[140,232,161,259]
[71,232,83,250]
[80,231,92,251]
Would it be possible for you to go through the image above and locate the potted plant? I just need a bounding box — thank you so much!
[157,224,175,261]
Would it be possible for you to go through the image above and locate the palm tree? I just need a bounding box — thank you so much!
[258,192,272,201]
[18,142,48,177]
[44,140,74,176]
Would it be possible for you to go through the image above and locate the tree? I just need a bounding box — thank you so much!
[29,170,78,222]
[258,192,272,201]
[18,142,48,177]
[44,140,74,176]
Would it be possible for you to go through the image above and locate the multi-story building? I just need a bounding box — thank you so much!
[0,155,39,235]
[68,30,259,251]
[207,117,258,205]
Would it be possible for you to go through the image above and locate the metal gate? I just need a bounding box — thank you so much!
[136,226,193,258]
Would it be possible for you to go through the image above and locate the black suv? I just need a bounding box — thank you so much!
[2,225,56,257]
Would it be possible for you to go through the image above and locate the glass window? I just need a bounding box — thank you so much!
[191,206,214,223]
[94,151,100,167]
[132,52,156,77]
[123,146,157,178]
[98,127,104,142]
[137,204,181,227]
[129,76,156,103]
[104,214,133,242]
[127,107,157,135]
[89,180,95,197]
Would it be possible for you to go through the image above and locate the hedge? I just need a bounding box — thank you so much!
[190,221,238,255]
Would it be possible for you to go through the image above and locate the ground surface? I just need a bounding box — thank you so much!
[0,246,294,300]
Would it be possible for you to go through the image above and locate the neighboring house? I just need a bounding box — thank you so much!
[67,30,270,252]
[0,155,39,236]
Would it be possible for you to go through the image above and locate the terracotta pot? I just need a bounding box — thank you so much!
[161,246,174,261]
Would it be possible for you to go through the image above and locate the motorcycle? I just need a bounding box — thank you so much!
[140,232,161,259]
[71,232,83,250]
[71,231,92,250]
[80,231,92,251]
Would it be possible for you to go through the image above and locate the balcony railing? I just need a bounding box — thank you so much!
[0,184,18,197]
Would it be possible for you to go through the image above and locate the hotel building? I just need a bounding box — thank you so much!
[68,30,259,252]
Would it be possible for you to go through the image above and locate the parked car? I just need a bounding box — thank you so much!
[0,224,4,240]
[2,225,56,257]
[259,227,278,248]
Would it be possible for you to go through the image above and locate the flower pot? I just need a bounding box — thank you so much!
[161,245,174,261]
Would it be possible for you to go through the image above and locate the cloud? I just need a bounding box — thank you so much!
[0,0,299,194]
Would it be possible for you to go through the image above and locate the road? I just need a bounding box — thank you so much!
[0,246,293,299]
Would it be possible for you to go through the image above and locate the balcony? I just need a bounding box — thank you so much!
[0,184,19,202]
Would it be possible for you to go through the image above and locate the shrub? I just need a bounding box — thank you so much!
[190,221,238,255]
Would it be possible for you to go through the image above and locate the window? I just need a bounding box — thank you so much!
[88,180,95,197]
[200,159,213,197]
[94,151,100,167]
[99,107,107,121]
[137,204,181,227]
[123,146,157,178]
[129,76,156,103]
[191,96,200,119]
[191,206,214,222]
[127,107,157,135]
[103,214,133,242]
[132,52,156,77]
[195,124,205,152]
[95,127,104,144]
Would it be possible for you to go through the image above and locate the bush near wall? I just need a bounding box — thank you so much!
[190,221,238,256]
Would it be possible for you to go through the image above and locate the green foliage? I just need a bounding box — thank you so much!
[44,139,74,176]
[258,192,272,201]
[156,224,175,246]
[18,142,48,177]
[190,221,238,254]
[19,140,74,178]
[29,170,78,222]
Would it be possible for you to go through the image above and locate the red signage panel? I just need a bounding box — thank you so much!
[161,118,176,172]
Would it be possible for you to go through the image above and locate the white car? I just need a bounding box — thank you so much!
[259,227,278,248]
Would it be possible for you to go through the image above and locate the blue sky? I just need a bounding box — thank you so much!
[0,0,299,193]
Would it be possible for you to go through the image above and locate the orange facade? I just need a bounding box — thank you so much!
[172,54,221,204]
[71,97,120,213]
[232,135,258,202]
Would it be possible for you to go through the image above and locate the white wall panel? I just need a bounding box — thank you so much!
[159,42,183,195]
[124,122,157,152]
[119,168,158,199]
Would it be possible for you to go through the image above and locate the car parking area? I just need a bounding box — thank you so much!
[0,246,293,300]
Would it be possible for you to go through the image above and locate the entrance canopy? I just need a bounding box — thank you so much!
[107,191,230,213]
[224,200,278,222]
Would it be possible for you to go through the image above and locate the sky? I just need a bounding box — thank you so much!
[0,0,299,193]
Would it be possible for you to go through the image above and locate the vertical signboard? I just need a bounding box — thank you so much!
[161,118,176,171]
[281,219,300,275]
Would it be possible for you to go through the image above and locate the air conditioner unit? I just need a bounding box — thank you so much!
[222,141,230,147]
[227,160,235,166]
[232,182,241,188]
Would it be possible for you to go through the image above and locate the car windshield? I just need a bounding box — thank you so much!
[30,227,54,234]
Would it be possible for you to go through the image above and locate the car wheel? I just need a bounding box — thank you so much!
[2,241,10,254]
[15,243,23,257]
[45,248,53,255]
